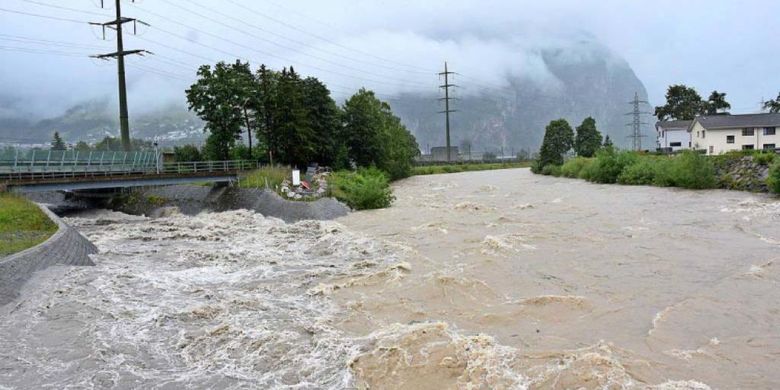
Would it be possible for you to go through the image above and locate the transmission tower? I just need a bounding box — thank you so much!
[90,0,149,151]
[438,62,457,162]
[626,92,650,151]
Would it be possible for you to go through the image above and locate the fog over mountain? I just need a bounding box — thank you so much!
[1,0,778,149]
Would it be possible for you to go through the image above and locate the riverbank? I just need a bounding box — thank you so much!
[412,161,532,176]
[0,200,96,306]
[0,193,58,257]
[536,149,780,194]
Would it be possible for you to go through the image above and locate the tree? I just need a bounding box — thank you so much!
[301,76,342,167]
[342,88,388,167]
[173,144,202,162]
[603,135,614,148]
[764,92,780,113]
[377,107,419,180]
[51,132,66,151]
[74,141,91,152]
[342,88,419,179]
[186,61,251,160]
[537,119,574,168]
[655,85,704,121]
[705,90,731,115]
[274,67,316,168]
[574,117,602,157]
[255,64,280,163]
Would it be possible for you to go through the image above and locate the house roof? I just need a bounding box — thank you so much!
[656,120,692,131]
[692,113,780,130]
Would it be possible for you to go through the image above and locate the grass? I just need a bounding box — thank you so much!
[0,193,58,257]
[412,161,532,176]
[238,165,290,190]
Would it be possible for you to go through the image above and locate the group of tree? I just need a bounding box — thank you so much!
[185,60,419,179]
[48,133,153,152]
[654,85,732,121]
[535,117,607,170]
[764,92,780,113]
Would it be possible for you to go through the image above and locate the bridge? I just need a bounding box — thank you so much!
[1,150,258,193]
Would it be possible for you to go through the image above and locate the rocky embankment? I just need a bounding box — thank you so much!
[715,156,773,192]
[109,185,350,222]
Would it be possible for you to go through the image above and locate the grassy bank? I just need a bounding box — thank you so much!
[237,165,290,189]
[538,149,780,194]
[412,161,532,176]
[0,193,58,257]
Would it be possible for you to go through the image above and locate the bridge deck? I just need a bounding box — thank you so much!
[1,160,259,192]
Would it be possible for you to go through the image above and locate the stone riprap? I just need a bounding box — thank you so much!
[119,185,350,222]
[0,203,96,306]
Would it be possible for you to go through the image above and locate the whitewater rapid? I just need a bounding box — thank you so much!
[1,168,778,389]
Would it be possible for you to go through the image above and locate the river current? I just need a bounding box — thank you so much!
[1,168,778,389]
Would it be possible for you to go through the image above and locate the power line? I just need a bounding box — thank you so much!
[150,0,425,89]
[221,0,433,75]
[0,6,88,23]
[16,0,110,17]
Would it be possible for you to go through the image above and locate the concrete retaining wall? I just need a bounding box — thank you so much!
[0,204,96,306]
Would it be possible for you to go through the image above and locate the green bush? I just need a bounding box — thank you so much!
[618,159,658,185]
[768,161,780,194]
[560,157,593,178]
[587,148,639,184]
[754,152,776,166]
[541,164,562,176]
[674,151,717,189]
[329,167,394,210]
[173,144,202,162]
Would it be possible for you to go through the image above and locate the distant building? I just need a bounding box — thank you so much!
[430,146,459,161]
[656,120,692,153]
[689,113,780,155]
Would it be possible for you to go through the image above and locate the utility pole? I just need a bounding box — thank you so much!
[626,92,650,151]
[438,62,457,162]
[91,0,148,152]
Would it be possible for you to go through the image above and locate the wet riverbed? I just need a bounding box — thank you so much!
[1,168,778,389]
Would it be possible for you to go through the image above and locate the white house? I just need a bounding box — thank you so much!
[689,113,780,155]
[656,120,692,152]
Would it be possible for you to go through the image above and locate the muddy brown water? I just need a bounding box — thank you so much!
[0,168,778,389]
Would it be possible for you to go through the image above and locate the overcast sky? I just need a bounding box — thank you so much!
[1,0,779,118]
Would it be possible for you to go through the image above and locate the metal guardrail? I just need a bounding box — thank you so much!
[0,160,259,182]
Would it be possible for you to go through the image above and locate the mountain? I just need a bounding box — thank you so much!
[391,40,651,154]
[1,38,650,152]
[0,99,205,147]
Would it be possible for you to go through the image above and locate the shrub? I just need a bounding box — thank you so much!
[541,164,562,176]
[754,152,776,166]
[482,152,497,162]
[329,167,394,210]
[618,159,658,185]
[769,161,780,194]
[560,157,593,178]
[173,144,202,162]
[673,151,717,189]
[586,148,639,184]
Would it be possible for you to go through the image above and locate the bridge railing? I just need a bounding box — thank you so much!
[0,159,259,182]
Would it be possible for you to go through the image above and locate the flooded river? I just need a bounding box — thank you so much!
[1,168,778,389]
